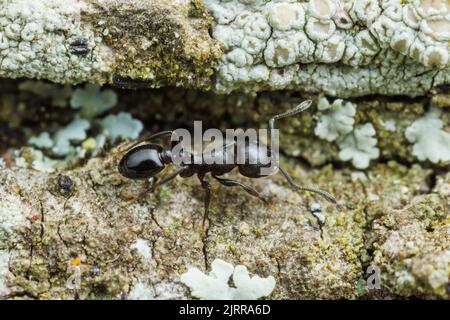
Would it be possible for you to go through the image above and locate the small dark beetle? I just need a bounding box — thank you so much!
[119,101,336,227]
[57,175,73,196]
[69,37,90,56]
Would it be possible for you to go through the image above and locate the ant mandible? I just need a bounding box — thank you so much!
[119,100,336,229]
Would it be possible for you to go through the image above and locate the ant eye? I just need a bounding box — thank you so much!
[119,145,164,179]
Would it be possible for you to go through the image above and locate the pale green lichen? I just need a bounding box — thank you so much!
[405,107,450,163]
[70,84,117,118]
[207,0,449,96]
[23,81,143,171]
[0,250,11,297]
[0,0,108,83]
[30,150,59,173]
[314,97,357,142]
[128,283,155,300]
[26,111,142,172]
[52,118,91,156]
[1,1,448,97]
[0,201,26,247]
[15,147,58,173]
[29,132,53,149]
[100,112,143,143]
[180,259,276,300]
[338,123,380,169]
[25,116,93,172]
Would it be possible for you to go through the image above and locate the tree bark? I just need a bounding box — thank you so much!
[0,151,449,299]
[0,0,448,97]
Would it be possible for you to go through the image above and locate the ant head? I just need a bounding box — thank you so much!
[119,144,167,180]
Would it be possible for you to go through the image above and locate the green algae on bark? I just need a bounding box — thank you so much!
[85,0,222,89]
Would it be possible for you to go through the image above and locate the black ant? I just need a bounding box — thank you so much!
[119,100,336,229]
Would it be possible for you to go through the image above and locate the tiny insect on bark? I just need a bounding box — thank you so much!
[118,100,336,230]
[69,37,90,55]
[56,174,73,197]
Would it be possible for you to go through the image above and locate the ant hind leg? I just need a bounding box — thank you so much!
[278,166,337,204]
[213,175,268,205]
[198,174,212,239]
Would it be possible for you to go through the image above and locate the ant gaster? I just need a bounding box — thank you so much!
[119,100,336,228]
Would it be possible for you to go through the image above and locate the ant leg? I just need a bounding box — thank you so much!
[124,168,184,204]
[152,167,185,191]
[278,166,337,204]
[198,174,211,238]
[126,130,173,151]
[213,175,268,205]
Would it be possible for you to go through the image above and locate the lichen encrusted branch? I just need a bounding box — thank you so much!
[0,0,449,96]
[0,0,222,89]
[207,0,450,96]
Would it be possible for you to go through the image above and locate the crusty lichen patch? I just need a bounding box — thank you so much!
[0,0,448,96]
[368,193,450,298]
[0,0,109,84]
[206,0,450,96]
[0,0,222,88]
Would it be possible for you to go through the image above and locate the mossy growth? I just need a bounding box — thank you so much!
[85,0,222,89]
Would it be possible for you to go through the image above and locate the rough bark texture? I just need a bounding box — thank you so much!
[1,152,449,299]
[0,0,449,96]
[0,77,449,299]
[0,0,449,300]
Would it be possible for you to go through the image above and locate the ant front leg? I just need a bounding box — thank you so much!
[152,167,186,192]
[126,168,185,204]
[213,175,268,205]
[197,174,212,238]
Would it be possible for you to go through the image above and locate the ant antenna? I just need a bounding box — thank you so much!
[125,130,173,151]
[272,100,312,122]
[268,100,312,145]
